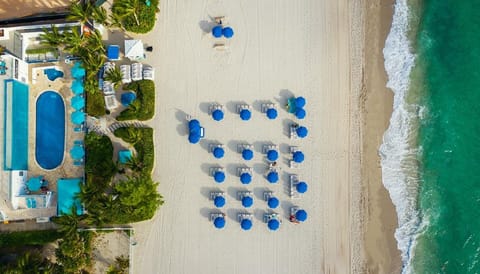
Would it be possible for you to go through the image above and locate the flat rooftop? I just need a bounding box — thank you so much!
[0,0,70,21]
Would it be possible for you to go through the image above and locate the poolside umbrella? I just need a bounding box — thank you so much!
[296,126,308,138]
[292,151,305,163]
[242,149,253,160]
[188,133,200,144]
[214,216,225,229]
[213,147,225,159]
[295,209,308,222]
[222,27,234,38]
[241,219,252,230]
[267,197,279,209]
[242,196,253,208]
[267,150,279,161]
[71,62,86,79]
[212,25,223,38]
[267,171,279,183]
[268,219,280,231]
[296,182,308,193]
[189,119,200,130]
[295,96,306,108]
[214,196,226,208]
[212,109,224,121]
[71,95,85,110]
[214,171,225,183]
[295,108,306,119]
[27,177,42,192]
[71,111,85,125]
[70,145,85,160]
[71,80,84,95]
[121,92,136,107]
[240,173,252,184]
[266,108,277,119]
[240,109,251,121]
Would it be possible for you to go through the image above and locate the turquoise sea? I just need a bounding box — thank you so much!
[381,0,480,273]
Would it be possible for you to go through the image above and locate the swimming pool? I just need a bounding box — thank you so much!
[35,91,65,169]
[57,178,83,215]
[44,68,64,81]
[4,80,29,170]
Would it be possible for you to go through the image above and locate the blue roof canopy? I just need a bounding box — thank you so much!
[295,108,306,119]
[240,173,252,184]
[214,196,226,208]
[240,109,251,120]
[214,171,225,183]
[71,111,85,125]
[267,197,279,209]
[268,219,280,231]
[267,171,279,183]
[212,25,223,38]
[213,147,225,158]
[222,27,234,38]
[293,151,305,163]
[295,96,306,108]
[121,92,136,107]
[118,150,132,164]
[107,45,120,60]
[27,177,43,192]
[296,209,308,222]
[71,95,85,110]
[241,219,252,230]
[214,217,225,228]
[242,196,253,208]
[296,126,308,138]
[266,108,277,119]
[212,109,224,121]
[70,145,85,159]
[296,182,308,193]
[242,149,253,160]
[267,150,279,161]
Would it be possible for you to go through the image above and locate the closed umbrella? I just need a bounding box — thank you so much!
[214,171,225,183]
[242,196,253,208]
[240,173,252,184]
[295,209,308,222]
[296,182,308,193]
[212,25,223,38]
[241,219,252,230]
[222,27,234,38]
[214,196,226,208]
[268,219,280,231]
[295,96,306,108]
[295,108,306,119]
[214,217,225,229]
[267,171,279,183]
[296,126,308,138]
[266,108,277,119]
[267,150,278,161]
[240,109,251,120]
[267,197,279,209]
[293,151,305,163]
[242,149,253,160]
[213,147,225,159]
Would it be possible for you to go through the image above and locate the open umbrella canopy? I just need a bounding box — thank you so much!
[296,126,308,138]
[27,177,42,192]
[71,95,85,110]
[188,119,200,130]
[212,109,224,121]
[240,173,252,184]
[214,171,225,183]
[71,111,85,125]
[267,197,279,209]
[242,149,254,160]
[70,145,85,159]
[188,133,200,144]
[118,150,132,164]
[214,217,225,229]
[267,150,279,161]
[241,219,253,230]
[266,108,277,119]
[214,196,226,208]
[240,109,251,120]
[295,209,308,222]
[71,62,86,79]
[212,25,223,38]
[213,147,225,158]
[295,96,306,108]
[268,219,280,231]
[292,151,305,163]
[267,171,279,183]
[295,108,306,119]
[121,92,136,106]
[242,196,253,208]
[71,80,84,95]
[222,27,234,38]
[296,182,308,193]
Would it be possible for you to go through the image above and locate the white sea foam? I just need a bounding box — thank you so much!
[380,0,421,273]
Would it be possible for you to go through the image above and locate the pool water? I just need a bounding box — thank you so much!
[4,80,28,170]
[57,178,83,215]
[35,91,65,169]
[44,68,64,81]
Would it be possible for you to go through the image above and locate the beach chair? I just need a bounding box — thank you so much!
[290,123,299,139]
[74,124,85,132]
[209,143,224,152]
[289,174,300,198]
[263,191,274,201]
[199,127,205,138]
[102,81,115,95]
[131,63,143,81]
[142,65,155,80]
[263,212,280,223]
[236,104,252,113]
[210,191,225,200]
[214,16,225,24]
[290,146,299,153]
[261,103,276,113]
[208,103,225,114]
[237,166,253,177]
[237,212,253,223]
[210,212,226,222]
[210,167,225,177]
[237,143,253,153]
[120,65,131,84]
[104,95,118,110]
[237,191,253,201]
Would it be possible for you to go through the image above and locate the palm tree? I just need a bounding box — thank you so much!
[108,13,124,30]
[11,250,45,273]
[39,25,65,48]
[104,67,123,89]
[112,0,140,26]
[124,154,144,174]
[67,1,94,26]
[92,5,108,26]
[62,27,84,54]
[52,206,83,237]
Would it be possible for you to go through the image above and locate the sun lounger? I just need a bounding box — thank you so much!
[208,103,225,114]
[237,143,253,153]
[210,212,226,222]
[74,140,84,146]
[289,174,300,198]
[237,191,253,201]
[209,143,225,152]
[237,212,253,222]
[263,212,280,223]
[131,63,143,81]
[290,146,299,153]
[237,166,253,177]
[74,124,84,132]
[290,124,299,139]
[104,95,118,110]
[210,167,225,177]
[262,144,278,154]
[289,160,300,169]
[261,103,276,113]
[102,81,115,95]
[263,191,274,201]
[214,16,225,24]
[236,104,252,113]
[120,65,131,84]
[210,191,225,200]
[103,62,115,77]
[142,65,154,80]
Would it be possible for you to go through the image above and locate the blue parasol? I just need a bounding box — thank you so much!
[241,219,252,230]
[240,173,252,184]
[212,109,224,121]
[292,151,305,163]
[214,196,226,208]
[267,171,279,183]
[71,111,85,125]
[214,171,225,183]
[295,96,306,108]
[240,109,251,120]
[121,92,136,106]
[242,196,253,208]
[27,177,42,192]
[188,133,200,144]
[213,147,225,159]
[267,197,279,209]
[267,150,279,161]
[70,145,85,159]
[295,108,306,119]
[296,126,308,138]
[212,25,223,38]
[188,119,200,130]
[266,108,277,119]
[214,216,225,229]
[71,80,84,95]
[296,182,308,193]
[71,62,86,79]
[118,150,132,164]
[222,27,234,38]
[71,95,85,110]
[242,149,253,160]
[295,209,308,222]
[268,219,280,231]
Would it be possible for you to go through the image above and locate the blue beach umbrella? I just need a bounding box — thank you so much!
[240,173,252,184]
[292,151,305,163]
[71,111,85,125]
[295,108,306,119]
[242,149,253,160]
[188,119,200,130]
[295,96,306,108]
[242,196,253,208]
[214,196,226,208]
[240,109,251,121]
[214,171,225,183]
[212,109,224,121]
[267,150,279,161]
[71,62,86,79]
[214,216,225,229]
[296,126,308,138]
[267,197,279,209]
[296,182,308,193]
[70,145,85,160]
[267,171,279,183]
[268,219,280,231]
[241,219,252,230]
[71,95,85,110]
[295,209,308,222]
[27,177,42,192]
[266,108,277,119]
[222,27,234,38]
[188,133,200,144]
[212,25,223,38]
[213,147,225,158]
[71,80,84,95]
[121,92,136,106]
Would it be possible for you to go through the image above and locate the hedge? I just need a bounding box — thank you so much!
[117,80,155,121]
[85,132,116,185]
[113,127,154,175]
[86,90,105,117]
[0,230,62,248]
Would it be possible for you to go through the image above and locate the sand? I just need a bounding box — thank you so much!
[0,0,70,21]
[129,0,365,273]
[362,0,402,273]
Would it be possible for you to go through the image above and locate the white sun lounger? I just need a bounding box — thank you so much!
[210,167,225,177]
[131,63,143,81]
[237,167,253,177]
[209,143,224,153]
[120,64,131,84]
[262,144,278,154]
[236,104,252,113]
[290,124,299,139]
[102,81,115,95]
[208,103,225,114]
[237,212,253,222]
[261,103,276,113]
[143,65,154,80]
[210,212,226,222]
[104,95,118,110]
[263,212,280,223]
[289,174,300,198]
[213,43,227,51]
[237,143,253,153]
[237,191,253,201]
[210,191,225,200]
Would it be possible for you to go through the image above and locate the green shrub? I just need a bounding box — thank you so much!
[86,90,105,117]
[117,80,155,121]
[0,230,62,248]
[85,132,116,182]
[113,0,159,34]
[114,127,154,175]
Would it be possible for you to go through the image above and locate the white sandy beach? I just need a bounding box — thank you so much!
[131,0,364,273]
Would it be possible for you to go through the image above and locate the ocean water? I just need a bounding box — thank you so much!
[381,0,480,273]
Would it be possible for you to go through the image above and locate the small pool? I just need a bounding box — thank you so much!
[57,178,83,215]
[44,68,64,81]
[35,91,65,169]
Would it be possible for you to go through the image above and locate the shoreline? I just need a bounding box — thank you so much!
[362,0,403,273]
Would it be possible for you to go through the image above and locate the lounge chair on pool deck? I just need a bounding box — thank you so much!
[74,158,84,166]
[120,65,131,84]
[74,123,85,132]
[213,43,227,51]
[289,174,300,198]
[263,191,275,201]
